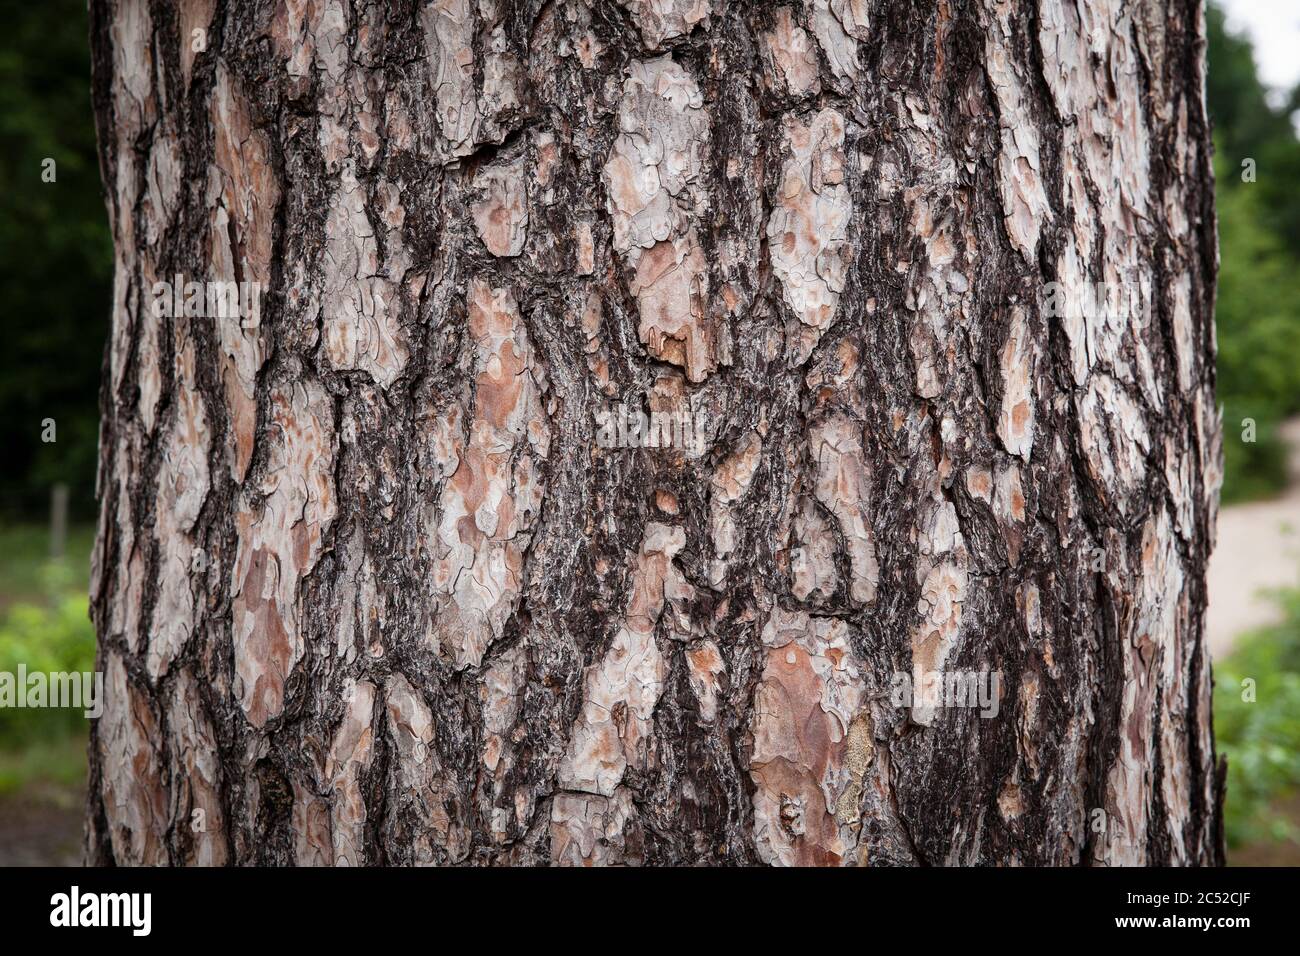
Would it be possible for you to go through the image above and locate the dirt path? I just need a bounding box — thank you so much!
[1206,418,1300,659]
[0,786,83,866]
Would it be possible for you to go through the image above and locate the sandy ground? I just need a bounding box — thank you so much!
[1206,418,1300,659]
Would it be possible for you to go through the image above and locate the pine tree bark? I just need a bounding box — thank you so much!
[86,0,1223,866]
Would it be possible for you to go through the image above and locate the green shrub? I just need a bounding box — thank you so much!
[0,590,95,748]
[1215,587,1300,847]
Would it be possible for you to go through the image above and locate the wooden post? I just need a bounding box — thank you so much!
[50,482,68,561]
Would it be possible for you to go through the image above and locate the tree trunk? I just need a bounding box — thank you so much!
[86,0,1223,866]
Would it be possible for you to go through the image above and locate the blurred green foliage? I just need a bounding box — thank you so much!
[1207,4,1300,503]
[0,733,86,795]
[0,594,97,748]
[0,522,95,612]
[1215,586,1300,848]
[1207,4,1300,252]
[1206,10,1300,864]
[0,0,110,520]
[0,523,95,792]
[1219,409,1289,504]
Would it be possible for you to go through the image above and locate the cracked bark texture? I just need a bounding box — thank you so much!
[86,0,1223,866]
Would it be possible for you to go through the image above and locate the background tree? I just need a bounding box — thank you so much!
[85,0,1222,866]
